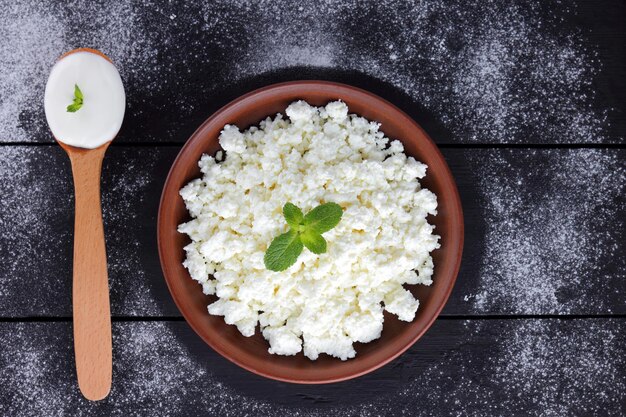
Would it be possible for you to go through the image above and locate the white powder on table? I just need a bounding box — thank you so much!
[388,319,626,416]
[102,148,162,316]
[0,147,71,314]
[0,2,65,142]
[208,0,612,144]
[0,147,162,316]
[492,320,626,416]
[0,0,615,145]
[466,149,626,314]
[0,320,623,416]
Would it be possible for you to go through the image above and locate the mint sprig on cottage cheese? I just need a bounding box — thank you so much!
[178,100,440,360]
[263,229,303,272]
[264,202,343,271]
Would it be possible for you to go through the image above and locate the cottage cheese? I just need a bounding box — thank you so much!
[178,100,440,360]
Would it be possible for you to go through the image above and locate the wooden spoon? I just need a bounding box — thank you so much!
[50,48,120,401]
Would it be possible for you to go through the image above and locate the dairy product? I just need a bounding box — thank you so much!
[44,50,125,149]
[179,100,440,360]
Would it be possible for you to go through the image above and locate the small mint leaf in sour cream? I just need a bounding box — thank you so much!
[66,83,84,113]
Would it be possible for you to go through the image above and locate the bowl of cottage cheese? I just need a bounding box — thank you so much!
[158,81,463,383]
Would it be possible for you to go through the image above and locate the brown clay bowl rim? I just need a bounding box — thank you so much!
[158,80,464,384]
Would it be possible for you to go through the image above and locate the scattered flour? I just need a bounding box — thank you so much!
[0,0,615,144]
[388,319,626,416]
[0,320,623,416]
[0,323,325,416]
[0,2,65,141]
[204,0,611,144]
[62,1,161,102]
[0,147,162,316]
[493,320,626,416]
[0,323,74,417]
[102,149,161,316]
[467,149,626,314]
[0,147,71,315]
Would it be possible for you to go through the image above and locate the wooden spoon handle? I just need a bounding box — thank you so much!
[67,145,112,401]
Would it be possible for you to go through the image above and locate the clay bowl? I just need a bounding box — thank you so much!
[158,81,464,383]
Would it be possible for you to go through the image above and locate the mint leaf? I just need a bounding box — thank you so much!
[264,202,343,271]
[303,202,343,234]
[283,202,303,229]
[66,83,84,113]
[264,230,303,271]
[74,84,83,100]
[300,230,326,254]
[66,103,81,113]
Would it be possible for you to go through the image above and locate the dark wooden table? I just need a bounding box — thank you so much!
[1,1,624,416]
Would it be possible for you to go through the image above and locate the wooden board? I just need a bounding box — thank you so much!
[0,320,624,416]
[2,1,624,146]
[0,147,623,317]
[0,0,624,415]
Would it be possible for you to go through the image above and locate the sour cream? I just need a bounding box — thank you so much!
[44,51,125,149]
